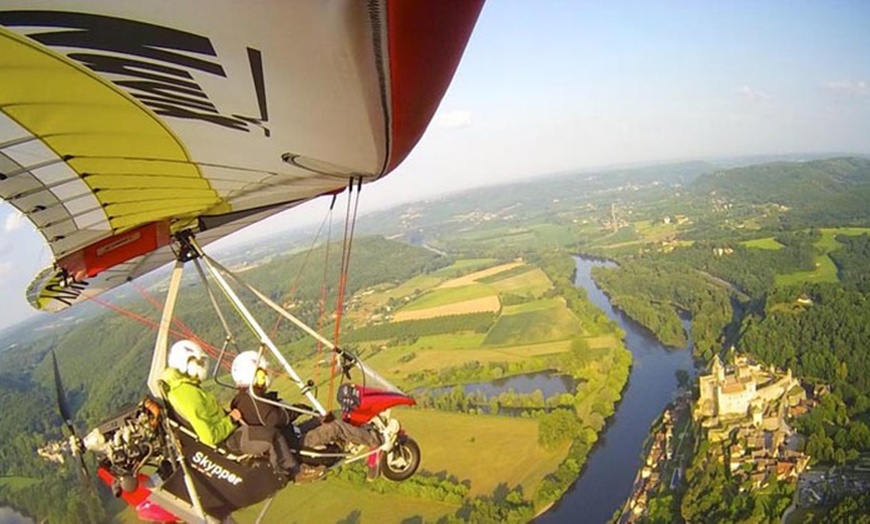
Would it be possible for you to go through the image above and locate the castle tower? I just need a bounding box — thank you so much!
[712,354,725,382]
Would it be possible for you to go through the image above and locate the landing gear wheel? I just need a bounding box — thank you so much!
[380,437,420,481]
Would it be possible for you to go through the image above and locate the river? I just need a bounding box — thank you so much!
[536,256,695,524]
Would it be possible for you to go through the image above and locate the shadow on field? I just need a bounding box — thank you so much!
[336,509,361,524]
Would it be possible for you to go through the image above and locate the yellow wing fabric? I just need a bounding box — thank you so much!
[0,26,213,258]
[0,2,484,312]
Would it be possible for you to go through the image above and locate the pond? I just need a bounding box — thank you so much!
[425,371,576,398]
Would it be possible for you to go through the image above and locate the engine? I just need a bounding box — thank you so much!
[81,397,169,493]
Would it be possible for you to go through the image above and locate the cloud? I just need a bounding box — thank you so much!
[4,210,24,233]
[735,86,770,102]
[823,80,869,95]
[435,110,473,129]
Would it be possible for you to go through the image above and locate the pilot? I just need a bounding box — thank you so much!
[229,351,380,452]
[162,340,324,483]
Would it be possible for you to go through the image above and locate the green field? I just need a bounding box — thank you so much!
[405,332,488,351]
[361,339,573,388]
[380,274,443,299]
[635,219,678,242]
[0,476,39,490]
[450,225,575,250]
[343,312,495,343]
[454,226,526,243]
[430,259,498,278]
[483,306,582,346]
[231,408,567,523]
[488,267,552,297]
[524,223,576,247]
[742,237,784,250]
[400,284,496,311]
[235,477,459,524]
[399,408,568,496]
[816,227,870,251]
[775,255,839,286]
[775,227,870,286]
[503,297,566,315]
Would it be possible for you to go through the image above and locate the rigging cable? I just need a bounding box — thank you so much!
[131,282,200,342]
[313,195,338,386]
[268,196,335,340]
[84,294,224,362]
[129,280,231,371]
[327,178,363,409]
[192,258,241,374]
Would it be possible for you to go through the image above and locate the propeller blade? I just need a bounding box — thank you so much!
[50,351,97,494]
[50,350,75,435]
[76,456,94,493]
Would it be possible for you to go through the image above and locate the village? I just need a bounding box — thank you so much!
[619,352,817,522]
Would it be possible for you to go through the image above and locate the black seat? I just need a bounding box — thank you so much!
[156,381,283,519]
[161,427,283,520]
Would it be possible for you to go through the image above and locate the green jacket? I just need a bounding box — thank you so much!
[162,368,236,446]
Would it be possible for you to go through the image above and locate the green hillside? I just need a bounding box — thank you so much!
[691,157,870,227]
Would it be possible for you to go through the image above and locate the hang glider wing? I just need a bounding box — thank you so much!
[0,1,484,312]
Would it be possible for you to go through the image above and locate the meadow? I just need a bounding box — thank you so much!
[0,476,38,490]
[436,262,524,289]
[392,296,500,321]
[483,305,582,346]
[229,408,568,524]
[398,284,496,311]
[486,267,553,297]
[774,227,870,286]
[741,237,784,250]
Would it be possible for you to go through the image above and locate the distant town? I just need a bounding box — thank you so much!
[621,352,826,522]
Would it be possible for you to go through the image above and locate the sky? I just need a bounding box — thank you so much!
[2,0,870,331]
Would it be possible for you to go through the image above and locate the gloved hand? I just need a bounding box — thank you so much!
[286,403,312,423]
[322,412,336,423]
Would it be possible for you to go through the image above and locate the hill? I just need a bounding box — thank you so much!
[691,157,870,227]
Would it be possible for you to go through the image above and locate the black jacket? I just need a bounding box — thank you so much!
[231,390,298,429]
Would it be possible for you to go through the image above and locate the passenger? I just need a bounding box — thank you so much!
[230,351,381,451]
[162,340,324,483]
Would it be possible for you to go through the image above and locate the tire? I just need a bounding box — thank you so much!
[380,436,421,481]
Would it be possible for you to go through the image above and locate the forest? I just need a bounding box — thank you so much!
[829,233,870,293]
[590,259,733,362]
[740,284,870,464]
[690,157,870,229]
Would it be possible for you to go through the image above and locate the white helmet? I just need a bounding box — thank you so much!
[231,350,271,389]
[168,340,208,382]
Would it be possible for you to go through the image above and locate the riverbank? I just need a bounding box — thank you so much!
[536,257,694,524]
[616,388,694,522]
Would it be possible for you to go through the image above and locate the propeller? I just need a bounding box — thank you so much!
[50,350,97,494]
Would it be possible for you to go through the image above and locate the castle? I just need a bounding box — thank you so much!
[696,353,801,424]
